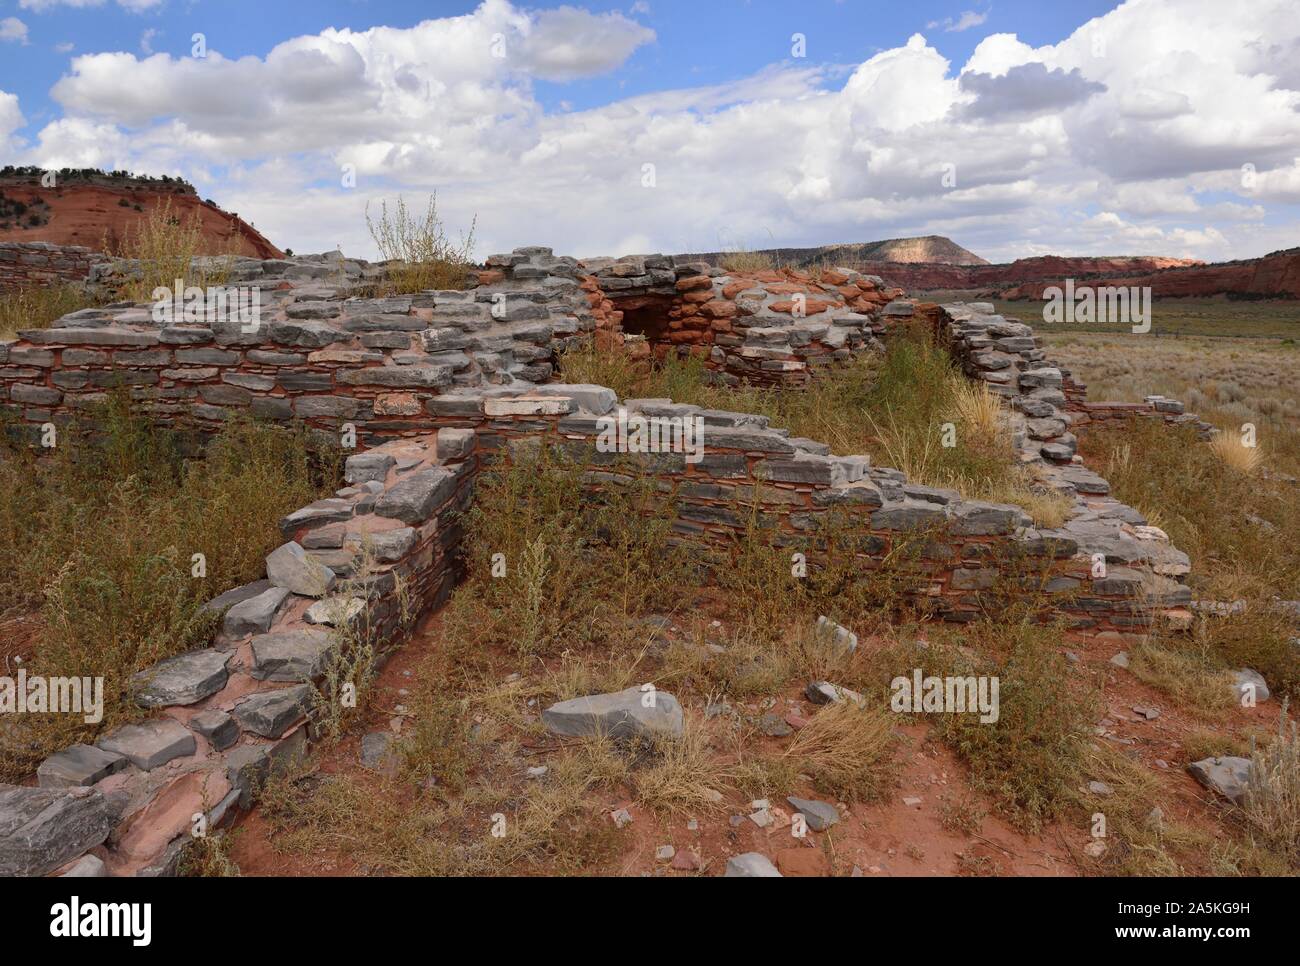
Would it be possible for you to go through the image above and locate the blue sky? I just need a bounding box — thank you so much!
[1,0,1297,262]
[4,1,1119,125]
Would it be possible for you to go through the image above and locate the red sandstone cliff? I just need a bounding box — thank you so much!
[861,255,1200,293]
[863,250,1300,300]
[0,174,282,260]
[1000,249,1300,300]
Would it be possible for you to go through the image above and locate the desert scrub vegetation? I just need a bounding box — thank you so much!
[451,444,695,658]
[366,194,477,294]
[0,282,97,340]
[1082,418,1300,697]
[718,248,775,273]
[0,396,341,780]
[923,618,1099,832]
[991,297,1300,340]
[103,197,236,302]
[559,330,1068,525]
[258,447,911,873]
[1240,704,1300,864]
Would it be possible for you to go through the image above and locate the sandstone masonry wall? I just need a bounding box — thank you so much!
[0,242,107,291]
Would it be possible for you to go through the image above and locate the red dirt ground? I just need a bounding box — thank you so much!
[229,605,1268,877]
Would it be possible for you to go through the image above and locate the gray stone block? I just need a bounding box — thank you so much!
[190,709,240,751]
[233,685,312,739]
[542,686,684,740]
[250,629,335,682]
[132,649,230,707]
[724,852,782,877]
[222,585,292,637]
[786,796,839,832]
[436,427,476,461]
[0,785,118,877]
[374,467,456,524]
[265,541,337,597]
[36,744,128,789]
[96,718,196,770]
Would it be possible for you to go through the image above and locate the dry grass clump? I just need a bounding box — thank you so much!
[451,445,694,658]
[931,619,1098,832]
[1208,431,1263,474]
[781,699,897,802]
[1240,704,1300,863]
[0,282,95,340]
[560,332,1059,524]
[1079,742,1225,876]
[177,833,242,877]
[1127,636,1236,715]
[1084,416,1300,698]
[0,396,339,779]
[632,714,735,814]
[719,248,775,273]
[938,793,987,835]
[366,194,477,294]
[1090,418,1300,596]
[106,197,234,301]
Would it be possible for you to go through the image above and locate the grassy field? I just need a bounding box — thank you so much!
[916,292,1300,340]
[1043,312,1300,702]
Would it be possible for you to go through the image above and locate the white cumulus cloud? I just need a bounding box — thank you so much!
[15,0,1300,264]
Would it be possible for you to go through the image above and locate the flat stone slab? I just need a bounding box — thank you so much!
[361,732,399,775]
[202,579,274,617]
[250,629,336,682]
[542,686,684,740]
[279,498,355,536]
[0,784,119,877]
[346,526,417,562]
[96,718,197,770]
[132,648,230,707]
[786,796,839,832]
[1188,756,1252,804]
[266,541,337,597]
[304,597,366,627]
[724,852,782,877]
[435,427,476,461]
[233,685,313,738]
[37,744,128,788]
[814,615,857,654]
[344,452,396,485]
[374,467,457,524]
[222,585,292,637]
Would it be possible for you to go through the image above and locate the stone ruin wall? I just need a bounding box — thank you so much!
[0,244,1197,634]
[0,242,108,292]
[0,245,1201,877]
[574,253,902,387]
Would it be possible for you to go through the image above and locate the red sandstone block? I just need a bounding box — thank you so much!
[769,298,835,315]
[674,275,711,292]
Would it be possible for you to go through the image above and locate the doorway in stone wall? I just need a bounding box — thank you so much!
[614,293,676,355]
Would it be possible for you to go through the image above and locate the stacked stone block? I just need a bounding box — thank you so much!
[0,242,107,291]
[1,433,474,877]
